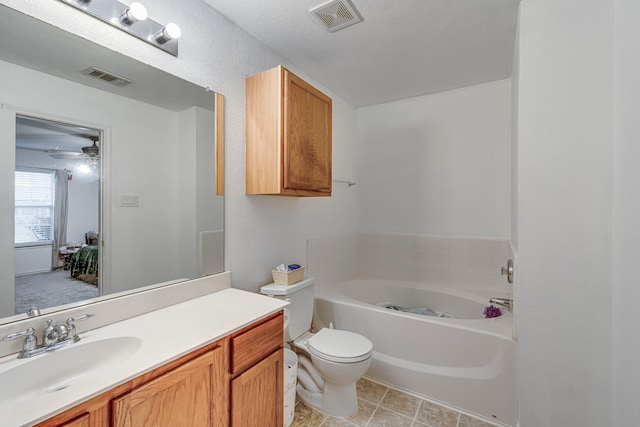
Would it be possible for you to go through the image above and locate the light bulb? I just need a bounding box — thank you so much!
[119,2,147,25]
[154,23,181,44]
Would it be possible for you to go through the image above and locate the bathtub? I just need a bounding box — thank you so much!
[313,279,517,426]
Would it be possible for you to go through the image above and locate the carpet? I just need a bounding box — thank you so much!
[14,269,100,315]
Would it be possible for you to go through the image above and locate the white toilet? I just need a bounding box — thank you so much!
[260,277,373,418]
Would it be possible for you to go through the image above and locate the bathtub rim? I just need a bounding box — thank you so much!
[314,277,514,341]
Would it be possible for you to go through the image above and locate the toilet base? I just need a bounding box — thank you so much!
[296,380,359,418]
[322,381,358,417]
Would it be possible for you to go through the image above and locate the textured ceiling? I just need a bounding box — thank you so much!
[204,0,520,107]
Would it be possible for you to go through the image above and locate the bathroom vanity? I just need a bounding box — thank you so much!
[0,287,287,427]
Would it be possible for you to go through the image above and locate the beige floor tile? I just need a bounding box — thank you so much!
[458,413,499,427]
[356,378,388,405]
[321,417,358,427]
[379,388,421,419]
[415,401,459,427]
[343,399,376,426]
[367,407,414,427]
[292,401,326,427]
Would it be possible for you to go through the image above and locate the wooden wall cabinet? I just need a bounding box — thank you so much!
[246,65,332,197]
[36,311,283,427]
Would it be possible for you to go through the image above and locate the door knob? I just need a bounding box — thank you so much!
[501,259,514,284]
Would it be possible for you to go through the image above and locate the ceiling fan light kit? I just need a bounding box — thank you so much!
[58,0,181,56]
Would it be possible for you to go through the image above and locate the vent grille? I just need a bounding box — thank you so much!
[310,0,362,33]
[80,66,133,87]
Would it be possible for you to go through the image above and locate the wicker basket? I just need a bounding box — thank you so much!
[271,266,305,286]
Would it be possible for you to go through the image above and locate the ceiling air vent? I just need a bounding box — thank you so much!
[310,0,363,33]
[80,66,133,87]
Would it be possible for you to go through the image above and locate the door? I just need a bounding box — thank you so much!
[231,348,283,427]
[112,349,221,427]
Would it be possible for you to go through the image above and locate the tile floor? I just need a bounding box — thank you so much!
[290,377,502,427]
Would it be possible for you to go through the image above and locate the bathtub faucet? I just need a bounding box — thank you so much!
[489,298,513,310]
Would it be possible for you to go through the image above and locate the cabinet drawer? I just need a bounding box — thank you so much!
[231,312,283,374]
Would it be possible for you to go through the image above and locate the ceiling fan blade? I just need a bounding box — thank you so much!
[48,152,88,159]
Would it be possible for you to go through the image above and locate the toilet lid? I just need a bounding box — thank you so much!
[307,328,373,363]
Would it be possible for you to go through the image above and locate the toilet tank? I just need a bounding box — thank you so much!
[260,277,314,342]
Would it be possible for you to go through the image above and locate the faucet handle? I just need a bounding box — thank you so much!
[71,314,95,322]
[66,313,95,342]
[2,327,38,352]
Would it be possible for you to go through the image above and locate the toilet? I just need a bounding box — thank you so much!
[260,277,373,418]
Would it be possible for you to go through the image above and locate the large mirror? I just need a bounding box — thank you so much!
[0,5,224,325]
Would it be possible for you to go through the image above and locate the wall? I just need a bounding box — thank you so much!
[613,0,640,424]
[516,0,613,425]
[357,80,511,238]
[66,175,100,244]
[14,245,50,276]
[0,0,359,293]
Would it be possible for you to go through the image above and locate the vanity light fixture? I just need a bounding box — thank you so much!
[58,0,181,56]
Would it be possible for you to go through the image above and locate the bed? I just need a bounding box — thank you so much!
[69,245,99,284]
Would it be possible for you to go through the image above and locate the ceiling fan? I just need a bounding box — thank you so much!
[46,136,100,160]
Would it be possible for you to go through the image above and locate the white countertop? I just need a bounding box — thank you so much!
[0,288,288,427]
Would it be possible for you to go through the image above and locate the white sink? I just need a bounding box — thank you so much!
[0,336,142,402]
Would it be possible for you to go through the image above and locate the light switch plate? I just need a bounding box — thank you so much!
[120,194,139,207]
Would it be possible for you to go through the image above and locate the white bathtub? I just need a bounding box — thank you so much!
[313,279,517,426]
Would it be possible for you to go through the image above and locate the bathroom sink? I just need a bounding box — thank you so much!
[0,336,142,402]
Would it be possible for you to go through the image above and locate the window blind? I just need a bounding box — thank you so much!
[15,170,55,244]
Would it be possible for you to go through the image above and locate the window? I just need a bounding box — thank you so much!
[15,169,55,244]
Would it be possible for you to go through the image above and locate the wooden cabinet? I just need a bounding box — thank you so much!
[231,349,283,427]
[112,346,226,427]
[230,312,283,426]
[35,311,283,427]
[246,65,332,197]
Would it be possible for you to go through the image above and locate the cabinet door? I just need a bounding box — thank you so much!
[231,348,283,427]
[283,69,332,195]
[112,347,224,427]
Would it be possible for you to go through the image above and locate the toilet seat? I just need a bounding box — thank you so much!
[307,328,373,363]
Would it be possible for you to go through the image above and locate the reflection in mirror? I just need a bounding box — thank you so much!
[15,116,102,313]
[0,5,224,325]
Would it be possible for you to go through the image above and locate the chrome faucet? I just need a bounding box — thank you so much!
[1,313,94,359]
[489,298,513,310]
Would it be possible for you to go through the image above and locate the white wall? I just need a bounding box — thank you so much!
[357,80,511,238]
[516,0,613,425]
[14,245,51,275]
[66,176,99,244]
[613,0,640,425]
[0,0,359,293]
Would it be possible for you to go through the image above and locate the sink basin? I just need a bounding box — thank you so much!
[0,336,142,402]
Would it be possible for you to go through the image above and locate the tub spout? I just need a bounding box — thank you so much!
[489,298,513,310]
